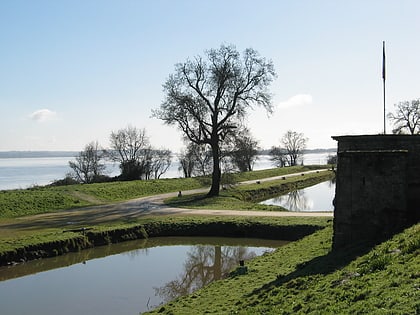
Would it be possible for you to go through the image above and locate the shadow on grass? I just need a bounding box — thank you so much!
[246,242,374,300]
[0,199,171,231]
[165,193,210,208]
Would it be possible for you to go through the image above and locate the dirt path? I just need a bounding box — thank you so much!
[0,170,333,232]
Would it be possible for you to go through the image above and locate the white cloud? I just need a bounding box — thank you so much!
[278,94,313,109]
[29,109,57,122]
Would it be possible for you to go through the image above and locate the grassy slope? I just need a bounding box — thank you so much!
[0,166,328,218]
[1,164,418,314]
[0,178,206,218]
[165,171,334,211]
[147,223,420,314]
[0,216,329,261]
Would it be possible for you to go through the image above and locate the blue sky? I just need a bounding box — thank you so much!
[1,0,419,152]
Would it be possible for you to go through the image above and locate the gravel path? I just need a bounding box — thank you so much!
[0,170,333,231]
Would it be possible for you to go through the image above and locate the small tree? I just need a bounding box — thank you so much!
[149,149,172,179]
[108,125,151,180]
[281,131,307,166]
[387,99,420,134]
[228,128,259,172]
[178,146,196,178]
[327,154,337,165]
[69,141,106,183]
[269,146,288,167]
[180,142,212,177]
[154,44,276,196]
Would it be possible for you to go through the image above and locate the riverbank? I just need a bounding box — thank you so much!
[145,222,420,314]
[0,152,335,190]
[1,165,418,313]
[0,165,328,218]
[0,216,329,266]
[0,167,333,265]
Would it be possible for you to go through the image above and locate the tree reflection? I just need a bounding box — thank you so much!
[154,245,257,303]
[271,190,312,211]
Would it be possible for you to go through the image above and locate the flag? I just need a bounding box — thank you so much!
[382,41,386,80]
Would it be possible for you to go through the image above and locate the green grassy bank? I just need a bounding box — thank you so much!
[0,163,418,314]
[0,167,331,264]
[166,170,334,211]
[0,216,330,266]
[145,223,420,315]
[0,165,328,218]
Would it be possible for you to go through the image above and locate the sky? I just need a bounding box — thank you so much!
[1,0,420,152]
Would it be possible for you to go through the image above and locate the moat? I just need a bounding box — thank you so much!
[0,236,287,314]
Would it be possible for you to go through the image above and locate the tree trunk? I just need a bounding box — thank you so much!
[213,246,222,280]
[208,141,221,196]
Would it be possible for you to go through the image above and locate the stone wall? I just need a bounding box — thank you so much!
[332,135,420,249]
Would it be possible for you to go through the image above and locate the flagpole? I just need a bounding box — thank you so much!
[382,41,386,134]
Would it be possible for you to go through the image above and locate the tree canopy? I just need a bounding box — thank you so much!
[270,131,307,167]
[387,99,420,135]
[154,44,276,196]
[108,125,172,180]
[68,141,106,183]
[228,127,259,172]
[282,130,307,166]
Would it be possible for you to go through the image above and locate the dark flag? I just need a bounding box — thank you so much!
[382,41,386,134]
[382,41,386,80]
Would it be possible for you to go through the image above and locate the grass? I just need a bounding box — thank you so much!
[234,170,334,201]
[0,177,206,218]
[231,165,330,182]
[145,223,420,314]
[0,165,329,219]
[0,215,330,261]
[1,163,418,314]
[165,170,334,211]
[164,190,286,211]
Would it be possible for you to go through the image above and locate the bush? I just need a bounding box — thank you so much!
[49,176,79,186]
[327,154,337,165]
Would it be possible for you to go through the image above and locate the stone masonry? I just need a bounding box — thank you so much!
[332,135,420,249]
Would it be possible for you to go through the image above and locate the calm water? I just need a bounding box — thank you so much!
[0,152,334,191]
[260,180,336,211]
[0,237,286,315]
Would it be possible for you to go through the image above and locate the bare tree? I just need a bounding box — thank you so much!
[179,142,212,177]
[327,154,337,165]
[153,44,276,196]
[178,147,196,178]
[149,149,172,179]
[155,245,256,303]
[269,146,288,167]
[191,144,213,177]
[69,141,106,183]
[281,130,307,166]
[108,125,151,180]
[228,128,259,172]
[387,99,420,134]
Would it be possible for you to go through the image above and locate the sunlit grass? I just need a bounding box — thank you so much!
[0,166,330,219]
[165,190,285,211]
[0,177,207,218]
[165,170,334,210]
[0,215,330,261]
[146,223,420,314]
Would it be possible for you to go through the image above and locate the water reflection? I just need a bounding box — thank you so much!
[261,180,335,211]
[155,245,259,303]
[0,237,286,315]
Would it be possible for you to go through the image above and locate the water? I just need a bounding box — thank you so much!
[0,156,120,190]
[260,180,336,211]
[0,152,335,191]
[0,237,286,315]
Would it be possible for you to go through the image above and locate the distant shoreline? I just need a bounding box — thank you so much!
[0,148,336,159]
[0,151,78,159]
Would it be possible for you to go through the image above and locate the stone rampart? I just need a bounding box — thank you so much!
[332,135,420,249]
